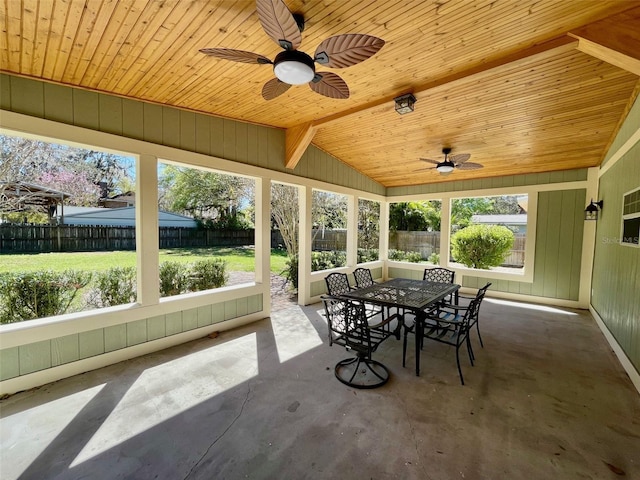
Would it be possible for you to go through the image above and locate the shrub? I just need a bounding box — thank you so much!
[357,248,379,263]
[0,270,91,323]
[160,261,190,296]
[189,258,228,291]
[282,254,299,290]
[86,267,136,308]
[388,249,423,263]
[428,252,440,264]
[451,224,515,269]
[311,250,347,271]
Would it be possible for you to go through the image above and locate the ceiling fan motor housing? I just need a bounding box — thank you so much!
[273,50,316,84]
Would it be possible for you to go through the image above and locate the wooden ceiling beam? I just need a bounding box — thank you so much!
[569,6,640,77]
[285,122,318,169]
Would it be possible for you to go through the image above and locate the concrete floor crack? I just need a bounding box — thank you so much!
[183,379,253,479]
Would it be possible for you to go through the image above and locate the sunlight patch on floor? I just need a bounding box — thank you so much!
[486,298,578,315]
[0,384,106,479]
[271,306,324,363]
[70,333,258,467]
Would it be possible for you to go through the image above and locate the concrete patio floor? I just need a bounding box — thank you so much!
[1,299,639,479]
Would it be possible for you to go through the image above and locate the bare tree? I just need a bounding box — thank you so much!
[271,183,299,257]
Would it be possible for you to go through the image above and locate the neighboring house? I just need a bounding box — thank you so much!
[471,214,528,234]
[99,191,136,209]
[57,206,197,228]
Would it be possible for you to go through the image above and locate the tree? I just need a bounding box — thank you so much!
[1,134,134,216]
[37,171,101,207]
[312,190,347,232]
[271,183,299,257]
[358,199,380,250]
[389,201,441,231]
[160,165,254,228]
[451,197,494,229]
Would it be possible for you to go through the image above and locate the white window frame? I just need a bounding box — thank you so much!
[620,186,640,248]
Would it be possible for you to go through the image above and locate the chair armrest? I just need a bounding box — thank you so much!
[438,301,470,312]
[368,313,400,330]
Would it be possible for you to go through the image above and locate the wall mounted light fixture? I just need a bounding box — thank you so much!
[394,93,416,114]
[584,199,604,220]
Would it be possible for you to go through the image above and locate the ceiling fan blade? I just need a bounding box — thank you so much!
[419,158,440,165]
[199,48,272,64]
[262,78,291,100]
[449,153,471,164]
[256,0,302,50]
[314,34,385,68]
[456,162,484,170]
[309,72,349,99]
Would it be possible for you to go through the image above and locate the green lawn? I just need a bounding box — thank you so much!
[0,247,290,275]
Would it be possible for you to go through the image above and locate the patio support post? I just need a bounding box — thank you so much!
[347,194,357,267]
[255,177,271,315]
[440,197,452,267]
[136,154,160,306]
[298,185,312,305]
[380,200,390,279]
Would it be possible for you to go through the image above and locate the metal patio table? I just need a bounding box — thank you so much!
[342,277,460,376]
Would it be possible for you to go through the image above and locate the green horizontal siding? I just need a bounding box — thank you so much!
[0,294,263,381]
[0,74,384,196]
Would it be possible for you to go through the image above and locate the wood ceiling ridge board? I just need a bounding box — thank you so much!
[600,78,640,164]
[153,6,270,103]
[310,36,578,129]
[29,0,56,77]
[51,0,90,81]
[67,0,121,85]
[114,1,211,96]
[83,0,149,88]
[19,0,38,75]
[99,0,180,92]
[41,0,80,79]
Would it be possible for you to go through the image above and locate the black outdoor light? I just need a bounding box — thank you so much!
[585,199,604,220]
[394,93,416,115]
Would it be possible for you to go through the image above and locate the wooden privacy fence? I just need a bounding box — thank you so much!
[1,226,525,267]
[389,231,440,258]
[0,225,255,253]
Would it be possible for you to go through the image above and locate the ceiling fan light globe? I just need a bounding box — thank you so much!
[436,161,455,174]
[273,50,315,85]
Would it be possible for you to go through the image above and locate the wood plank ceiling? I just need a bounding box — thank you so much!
[1,0,639,187]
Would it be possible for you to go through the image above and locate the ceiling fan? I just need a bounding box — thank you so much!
[419,147,483,175]
[199,0,385,100]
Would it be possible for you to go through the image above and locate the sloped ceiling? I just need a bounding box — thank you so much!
[1,0,639,187]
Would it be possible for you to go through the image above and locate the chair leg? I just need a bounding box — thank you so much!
[476,322,484,348]
[466,335,475,364]
[402,328,408,367]
[455,346,465,385]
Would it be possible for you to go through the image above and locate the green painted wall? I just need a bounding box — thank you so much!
[388,188,586,301]
[0,294,263,381]
[591,103,640,373]
[0,74,385,196]
[465,189,585,300]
